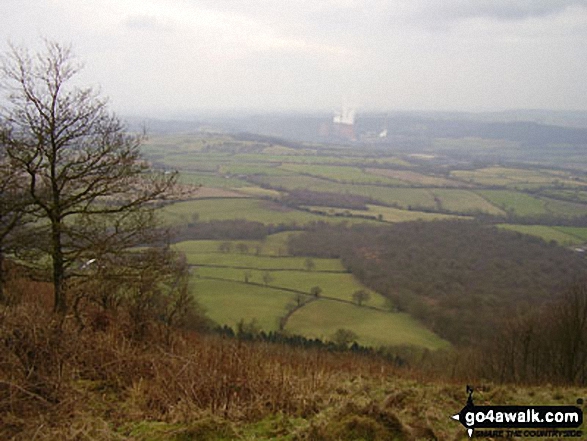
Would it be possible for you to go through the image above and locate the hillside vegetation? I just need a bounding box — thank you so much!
[2,296,586,441]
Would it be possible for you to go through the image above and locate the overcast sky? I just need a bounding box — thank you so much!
[1,0,586,117]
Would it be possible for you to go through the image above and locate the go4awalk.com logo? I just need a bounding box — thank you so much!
[451,386,583,438]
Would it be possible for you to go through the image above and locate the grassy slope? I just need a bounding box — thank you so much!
[279,163,405,185]
[286,299,448,349]
[121,378,587,440]
[191,278,295,331]
[431,189,506,215]
[306,204,465,222]
[365,168,462,187]
[180,252,344,272]
[161,198,326,226]
[162,198,387,227]
[177,231,449,349]
[196,267,388,309]
[172,232,300,256]
[480,190,587,218]
[452,166,587,187]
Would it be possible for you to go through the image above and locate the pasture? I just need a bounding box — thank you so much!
[179,233,449,349]
[286,300,448,349]
[306,205,464,222]
[180,252,345,272]
[366,168,463,187]
[177,171,251,188]
[195,267,388,309]
[191,278,295,331]
[478,190,552,217]
[431,189,506,215]
[147,133,587,352]
[279,163,405,185]
[161,198,329,226]
[499,225,587,245]
[451,166,587,188]
[479,190,587,218]
[172,232,300,256]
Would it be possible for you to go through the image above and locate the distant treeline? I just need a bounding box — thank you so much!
[373,117,587,146]
[288,221,587,344]
[477,213,587,227]
[232,132,306,149]
[214,324,408,367]
[172,220,296,242]
[214,113,587,146]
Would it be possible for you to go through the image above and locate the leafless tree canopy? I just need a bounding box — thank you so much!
[0,41,176,313]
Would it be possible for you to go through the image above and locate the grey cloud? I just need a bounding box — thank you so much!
[123,14,174,32]
[425,0,587,21]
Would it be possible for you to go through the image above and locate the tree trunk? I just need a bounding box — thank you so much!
[0,247,5,304]
[52,222,66,314]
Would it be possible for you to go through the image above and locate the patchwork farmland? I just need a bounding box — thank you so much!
[147,132,587,350]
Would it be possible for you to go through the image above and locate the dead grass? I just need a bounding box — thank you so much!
[0,295,405,439]
[2,282,585,440]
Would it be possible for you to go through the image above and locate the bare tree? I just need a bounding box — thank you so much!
[1,41,175,314]
[295,293,305,306]
[332,328,358,347]
[352,289,370,306]
[310,286,322,298]
[0,139,34,303]
[235,243,249,254]
[244,270,252,283]
[218,242,232,253]
[262,271,274,286]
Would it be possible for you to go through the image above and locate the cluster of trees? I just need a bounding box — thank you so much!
[475,283,587,385]
[172,219,296,242]
[0,41,193,328]
[215,322,407,364]
[288,221,587,344]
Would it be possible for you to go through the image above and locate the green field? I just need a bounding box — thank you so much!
[286,300,448,349]
[541,189,587,203]
[498,225,587,245]
[173,232,300,256]
[191,276,448,348]
[451,166,586,188]
[542,198,587,218]
[184,253,344,271]
[366,168,463,187]
[253,175,440,208]
[306,205,465,223]
[177,234,450,349]
[161,198,328,226]
[147,133,587,353]
[431,189,505,215]
[218,163,292,176]
[479,190,587,218]
[195,267,388,309]
[279,163,405,185]
[162,198,391,227]
[478,190,550,217]
[177,171,251,188]
[191,278,295,331]
[175,243,345,272]
[234,186,282,198]
[556,226,587,242]
[232,152,412,167]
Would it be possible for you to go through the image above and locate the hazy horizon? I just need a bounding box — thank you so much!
[2,0,587,118]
